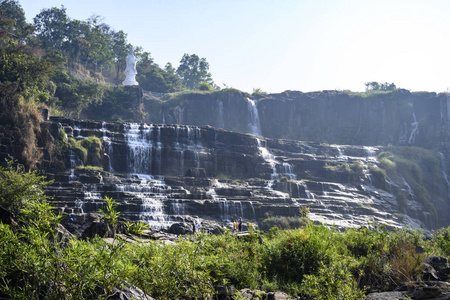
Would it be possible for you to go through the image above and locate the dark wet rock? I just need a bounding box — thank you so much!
[215,285,236,300]
[169,222,193,234]
[185,167,207,178]
[82,221,114,239]
[0,205,17,228]
[54,224,75,245]
[423,263,441,281]
[426,256,449,271]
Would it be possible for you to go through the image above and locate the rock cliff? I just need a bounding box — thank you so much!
[41,115,450,232]
[145,89,450,149]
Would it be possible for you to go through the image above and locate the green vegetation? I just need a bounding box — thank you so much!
[67,136,102,166]
[75,165,103,171]
[3,162,450,299]
[376,146,440,217]
[0,0,219,129]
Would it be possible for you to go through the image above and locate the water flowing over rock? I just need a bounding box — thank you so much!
[149,89,450,149]
[39,115,450,232]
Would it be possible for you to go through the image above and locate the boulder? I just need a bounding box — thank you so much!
[238,289,294,300]
[169,222,193,235]
[82,221,114,239]
[108,285,153,300]
[215,285,236,300]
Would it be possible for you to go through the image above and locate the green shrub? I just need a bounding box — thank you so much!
[262,224,339,295]
[0,160,52,212]
[350,161,364,174]
[368,164,387,189]
[260,216,303,231]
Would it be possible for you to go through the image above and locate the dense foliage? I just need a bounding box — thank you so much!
[2,163,450,299]
[0,0,217,123]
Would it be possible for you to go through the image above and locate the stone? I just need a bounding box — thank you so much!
[423,263,441,281]
[185,167,207,178]
[169,222,193,235]
[238,289,295,300]
[366,291,407,300]
[215,285,236,300]
[108,285,153,300]
[82,221,114,239]
[426,256,449,271]
[0,205,17,227]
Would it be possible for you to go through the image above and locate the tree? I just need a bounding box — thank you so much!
[33,6,69,50]
[0,0,34,44]
[164,62,176,75]
[176,53,214,90]
[111,30,129,80]
[365,81,396,92]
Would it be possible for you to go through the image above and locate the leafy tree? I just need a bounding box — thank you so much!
[164,62,176,75]
[0,50,53,100]
[111,30,129,80]
[84,14,114,72]
[0,0,34,44]
[33,6,69,50]
[365,81,397,92]
[176,53,214,90]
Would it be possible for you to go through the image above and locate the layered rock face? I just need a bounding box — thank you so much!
[43,116,450,231]
[150,90,450,148]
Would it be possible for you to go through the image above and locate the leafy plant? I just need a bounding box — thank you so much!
[124,221,149,235]
[98,196,120,227]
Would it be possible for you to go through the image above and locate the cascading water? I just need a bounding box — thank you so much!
[216,99,225,129]
[101,122,114,172]
[246,98,262,136]
[126,123,154,175]
[281,162,297,179]
[257,139,278,183]
[408,111,419,144]
[440,152,450,199]
[116,175,171,229]
[334,146,348,162]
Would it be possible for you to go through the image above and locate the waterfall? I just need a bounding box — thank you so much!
[281,162,297,179]
[101,122,114,172]
[126,123,154,175]
[68,150,83,182]
[116,176,170,229]
[257,138,278,180]
[408,111,419,144]
[186,126,204,169]
[440,152,450,198]
[155,125,162,174]
[364,146,378,163]
[249,201,256,221]
[401,176,415,199]
[334,146,348,162]
[216,99,225,129]
[246,98,262,136]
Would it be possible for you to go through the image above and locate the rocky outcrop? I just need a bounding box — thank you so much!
[143,89,450,149]
[41,117,450,232]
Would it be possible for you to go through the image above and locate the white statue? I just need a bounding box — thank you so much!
[122,47,139,86]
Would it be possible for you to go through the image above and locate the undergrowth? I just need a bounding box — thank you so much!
[2,161,450,299]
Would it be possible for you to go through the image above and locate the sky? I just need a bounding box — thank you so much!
[18,0,450,93]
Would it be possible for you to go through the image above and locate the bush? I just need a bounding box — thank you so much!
[0,160,52,212]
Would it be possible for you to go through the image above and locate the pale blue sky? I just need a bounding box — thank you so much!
[19,0,450,93]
